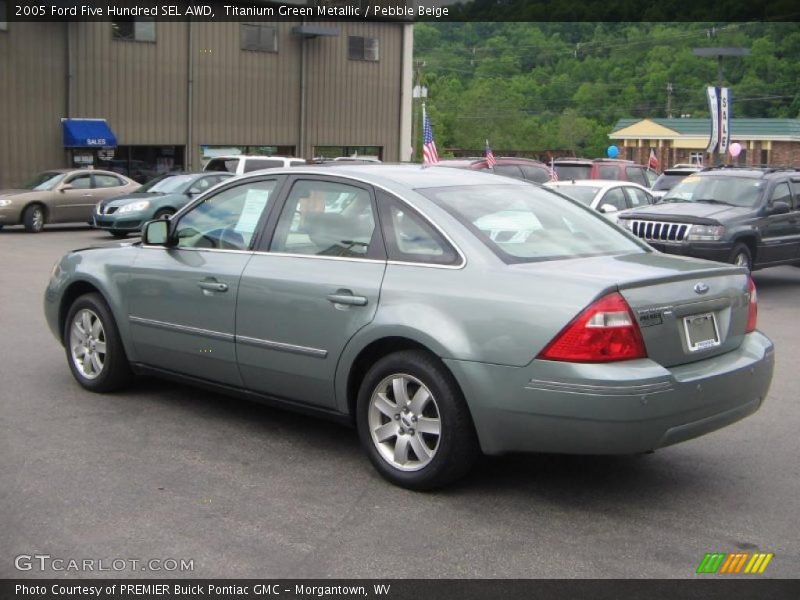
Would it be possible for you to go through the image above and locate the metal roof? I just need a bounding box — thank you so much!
[611,118,800,138]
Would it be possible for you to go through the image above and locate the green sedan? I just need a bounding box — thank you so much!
[93,171,233,237]
[45,165,774,489]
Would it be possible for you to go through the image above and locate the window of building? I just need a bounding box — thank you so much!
[0,1,8,31]
[112,18,156,43]
[241,23,277,53]
[348,36,379,62]
[761,149,769,165]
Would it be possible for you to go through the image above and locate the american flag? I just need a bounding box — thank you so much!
[422,105,439,165]
[648,148,659,171]
[549,157,558,181]
[485,139,496,168]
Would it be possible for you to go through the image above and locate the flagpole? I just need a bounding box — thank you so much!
[421,103,426,167]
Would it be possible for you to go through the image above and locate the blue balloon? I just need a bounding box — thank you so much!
[607,145,619,158]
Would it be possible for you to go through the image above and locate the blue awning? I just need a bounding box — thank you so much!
[62,119,118,148]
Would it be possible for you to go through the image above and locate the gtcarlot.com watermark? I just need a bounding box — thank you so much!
[14,554,194,573]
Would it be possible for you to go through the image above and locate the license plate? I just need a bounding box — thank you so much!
[683,312,721,352]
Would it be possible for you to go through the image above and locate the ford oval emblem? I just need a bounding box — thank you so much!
[694,282,710,295]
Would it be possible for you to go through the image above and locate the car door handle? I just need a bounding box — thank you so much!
[326,292,368,306]
[198,281,229,293]
[82,193,94,197]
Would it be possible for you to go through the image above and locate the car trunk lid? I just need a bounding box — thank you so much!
[513,252,751,367]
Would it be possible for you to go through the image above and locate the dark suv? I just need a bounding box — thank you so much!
[617,166,800,271]
[553,158,655,187]
[437,157,551,184]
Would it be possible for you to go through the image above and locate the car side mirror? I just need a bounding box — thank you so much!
[60,184,73,192]
[768,201,790,215]
[142,219,170,246]
[599,204,618,214]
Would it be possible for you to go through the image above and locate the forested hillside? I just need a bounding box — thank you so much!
[414,22,800,157]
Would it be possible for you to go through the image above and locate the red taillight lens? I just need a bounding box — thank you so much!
[538,292,647,363]
[746,277,758,333]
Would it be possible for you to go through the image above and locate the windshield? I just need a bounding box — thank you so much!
[554,165,591,180]
[22,172,66,191]
[418,184,645,263]
[138,174,195,194]
[663,175,765,207]
[550,185,600,206]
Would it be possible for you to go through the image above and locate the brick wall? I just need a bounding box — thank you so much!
[770,142,800,167]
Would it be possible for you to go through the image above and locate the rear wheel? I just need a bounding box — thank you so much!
[729,243,752,271]
[356,350,479,490]
[64,293,133,392]
[23,204,45,233]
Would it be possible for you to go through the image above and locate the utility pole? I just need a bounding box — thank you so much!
[411,59,426,162]
[666,82,673,118]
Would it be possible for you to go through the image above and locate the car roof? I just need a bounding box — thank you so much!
[547,179,649,188]
[247,164,530,190]
[207,155,304,161]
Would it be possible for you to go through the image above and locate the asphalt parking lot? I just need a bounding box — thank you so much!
[1,224,798,579]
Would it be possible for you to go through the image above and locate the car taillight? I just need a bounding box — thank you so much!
[537,292,647,363]
[746,277,758,333]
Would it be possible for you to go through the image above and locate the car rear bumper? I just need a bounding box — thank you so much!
[444,331,774,456]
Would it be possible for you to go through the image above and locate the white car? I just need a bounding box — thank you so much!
[545,179,656,216]
[203,155,306,175]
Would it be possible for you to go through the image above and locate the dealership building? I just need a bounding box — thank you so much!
[0,7,413,187]
[610,117,800,169]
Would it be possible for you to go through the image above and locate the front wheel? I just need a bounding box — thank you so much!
[64,293,133,392]
[729,243,752,272]
[23,204,45,233]
[356,350,479,490]
[153,209,175,220]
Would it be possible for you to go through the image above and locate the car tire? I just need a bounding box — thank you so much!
[153,209,175,220]
[110,231,128,239]
[729,243,752,271]
[356,350,480,490]
[22,204,45,233]
[64,293,133,393]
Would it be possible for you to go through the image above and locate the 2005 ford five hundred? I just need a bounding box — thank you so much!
[44,165,775,489]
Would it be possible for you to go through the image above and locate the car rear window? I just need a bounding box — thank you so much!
[550,185,600,206]
[652,173,690,191]
[554,164,591,180]
[205,158,239,173]
[597,165,620,180]
[418,184,645,263]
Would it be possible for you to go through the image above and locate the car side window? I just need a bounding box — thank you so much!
[173,180,277,250]
[769,182,793,209]
[377,192,458,265]
[493,164,524,180]
[187,177,215,195]
[94,174,123,188]
[66,174,92,189]
[520,165,550,183]
[600,188,627,211]
[270,180,377,258]
[625,187,652,208]
[626,167,649,187]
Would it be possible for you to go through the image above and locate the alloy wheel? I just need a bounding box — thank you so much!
[368,373,441,472]
[69,308,107,380]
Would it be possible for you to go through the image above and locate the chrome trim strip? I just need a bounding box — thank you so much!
[251,251,386,264]
[237,335,328,359]
[129,316,234,342]
[139,245,253,254]
[525,379,674,396]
